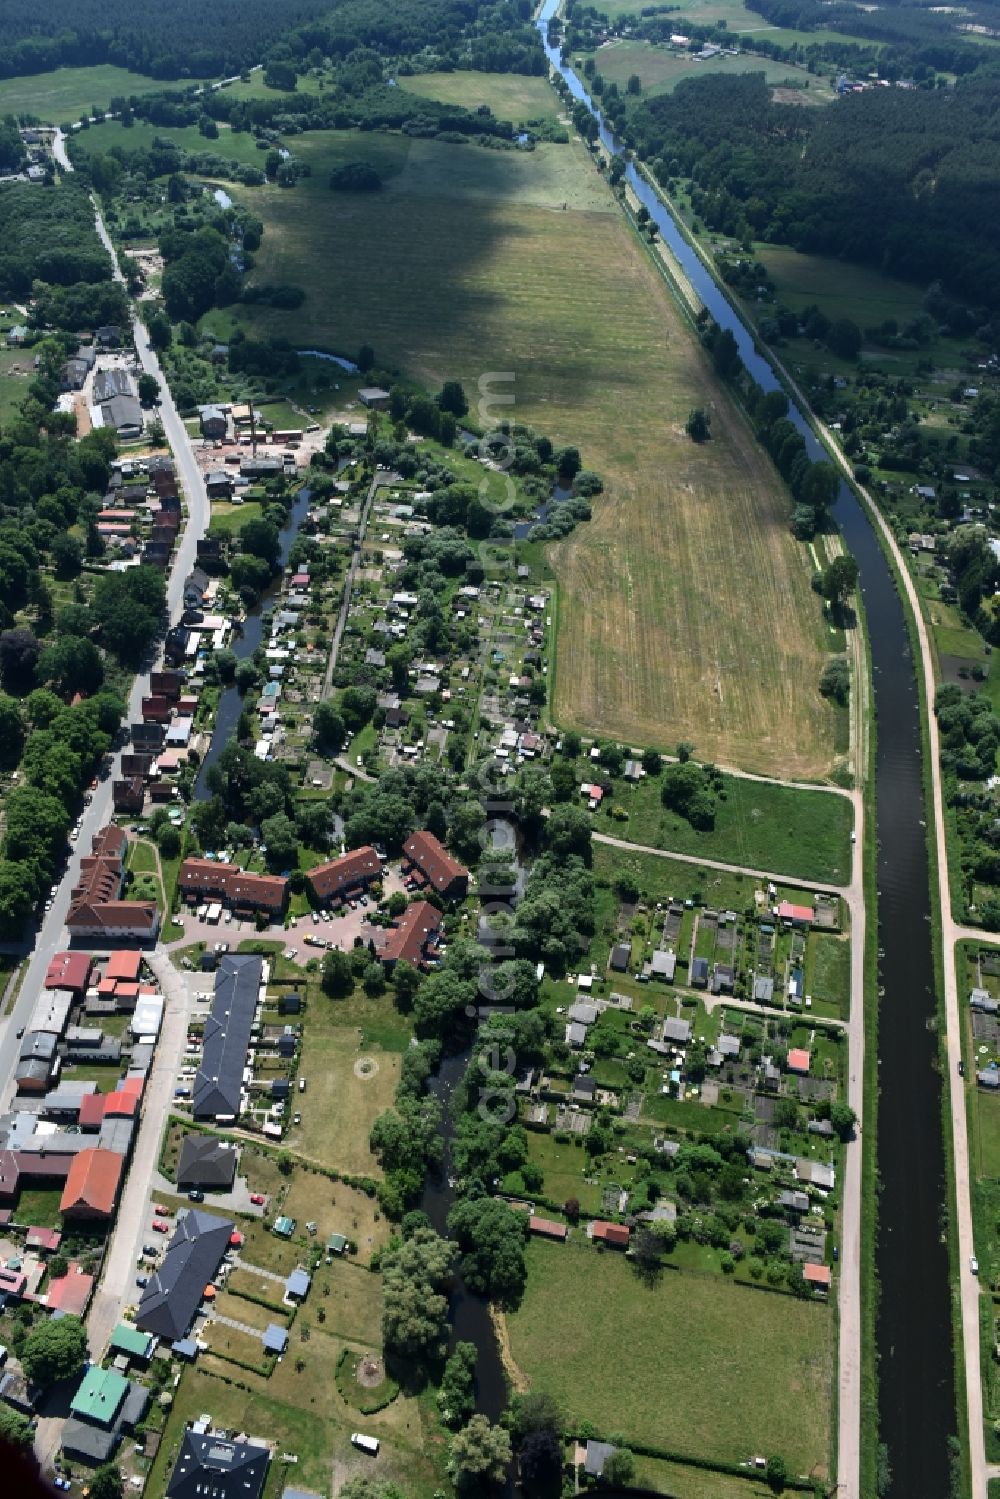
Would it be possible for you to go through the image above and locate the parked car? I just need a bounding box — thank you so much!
[142,1244,157,1257]
[971,1255,980,1275]
[152,1219,170,1233]
[188,1189,205,1203]
[298,1077,306,1093]
[175,1086,191,1098]
[958,1059,965,1077]
[153,1204,170,1216]
[135,1275,149,1289]
[249,1193,266,1206]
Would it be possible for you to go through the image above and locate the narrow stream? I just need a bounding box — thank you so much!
[536,2,954,1489]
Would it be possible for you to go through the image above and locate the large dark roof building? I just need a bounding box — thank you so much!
[194,954,262,1121]
[176,1134,238,1190]
[167,1431,269,1499]
[136,1209,233,1341]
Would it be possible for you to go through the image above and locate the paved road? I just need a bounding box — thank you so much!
[86,954,193,1358]
[0,149,209,1109]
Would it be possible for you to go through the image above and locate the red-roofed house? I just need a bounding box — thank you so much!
[67,827,159,942]
[787,1048,811,1075]
[373,901,442,969]
[105,1091,138,1119]
[776,901,814,927]
[402,831,469,900]
[803,1261,832,1291]
[178,858,288,916]
[592,1221,630,1249]
[26,1227,62,1253]
[306,847,380,906]
[45,952,93,994]
[78,1094,107,1130]
[529,1216,568,1241]
[0,1268,27,1298]
[46,1263,95,1316]
[105,951,142,983]
[119,1075,144,1097]
[59,1149,123,1220]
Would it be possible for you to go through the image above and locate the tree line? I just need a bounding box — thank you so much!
[624,70,1000,309]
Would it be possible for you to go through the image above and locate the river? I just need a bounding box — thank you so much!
[535,2,954,1490]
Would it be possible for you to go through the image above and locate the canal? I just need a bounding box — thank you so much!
[535,1,955,1489]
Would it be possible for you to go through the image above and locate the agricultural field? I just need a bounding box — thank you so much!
[506,1237,832,1479]
[401,70,562,120]
[584,39,834,102]
[0,63,201,123]
[590,0,866,46]
[230,121,836,776]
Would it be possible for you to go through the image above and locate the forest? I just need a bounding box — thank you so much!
[0,180,114,296]
[624,71,1000,307]
[0,0,543,85]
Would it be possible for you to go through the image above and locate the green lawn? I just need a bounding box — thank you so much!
[402,70,562,120]
[0,348,31,426]
[0,64,206,123]
[208,500,264,536]
[601,771,854,885]
[507,1237,832,1478]
[633,1454,775,1499]
[13,1187,64,1229]
[975,1093,1000,1182]
[807,933,851,1015]
[70,116,266,168]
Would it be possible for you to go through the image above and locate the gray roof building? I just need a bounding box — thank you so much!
[651,949,676,980]
[100,395,144,437]
[661,1017,691,1045]
[136,1208,234,1341]
[177,1134,238,1189]
[584,1441,616,1477]
[167,1431,269,1499]
[194,954,263,1121]
[93,368,134,403]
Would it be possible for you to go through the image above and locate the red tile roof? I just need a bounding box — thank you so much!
[529,1216,568,1241]
[45,953,93,993]
[803,1261,832,1287]
[787,1048,811,1074]
[592,1221,630,1248]
[78,1094,106,1129]
[25,1227,61,1252]
[105,1091,138,1118]
[59,1149,123,1218]
[46,1262,95,1315]
[105,951,142,982]
[403,830,469,896]
[178,858,288,912]
[777,901,814,924]
[67,901,159,937]
[307,847,380,903]
[374,901,442,967]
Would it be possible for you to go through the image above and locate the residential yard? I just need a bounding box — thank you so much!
[214,1290,288,1333]
[592,841,758,910]
[12,1187,64,1229]
[601,771,854,884]
[506,1238,832,1479]
[229,123,837,777]
[143,1345,443,1499]
[278,1173,391,1267]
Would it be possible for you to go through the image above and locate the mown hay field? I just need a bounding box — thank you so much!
[234,116,837,775]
